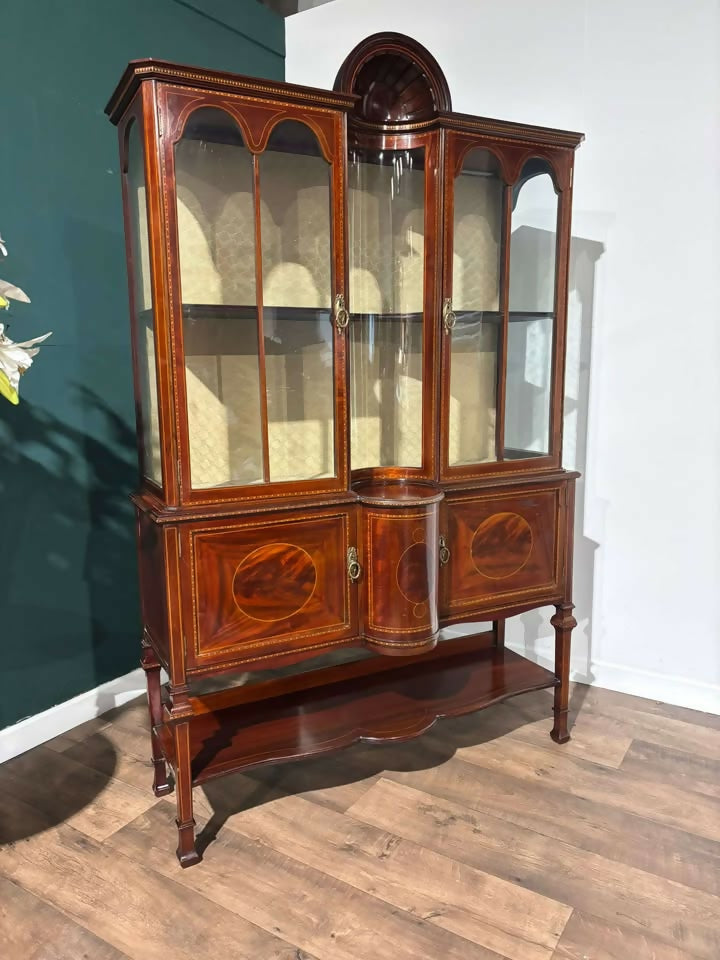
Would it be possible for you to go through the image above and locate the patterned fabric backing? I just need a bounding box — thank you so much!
[167,137,507,486]
[452,174,502,312]
[175,138,335,488]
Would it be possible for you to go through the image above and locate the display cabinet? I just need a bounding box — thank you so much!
[107,33,583,866]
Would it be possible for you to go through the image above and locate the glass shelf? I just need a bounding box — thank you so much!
[173,304,332,358]
[140,306,557,327]
[454,310,555,324]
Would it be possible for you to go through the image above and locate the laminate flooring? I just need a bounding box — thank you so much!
[1,680,719,959]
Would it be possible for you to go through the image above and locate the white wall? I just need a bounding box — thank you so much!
[287,0,720,713]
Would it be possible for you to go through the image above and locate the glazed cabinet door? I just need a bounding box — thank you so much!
[440,133,566,479]
[182,507,359,672]
[159,86,349,503]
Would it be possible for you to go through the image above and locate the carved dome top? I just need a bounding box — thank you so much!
[334,33,451,126]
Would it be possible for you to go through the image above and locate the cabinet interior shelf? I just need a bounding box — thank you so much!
[169,305,555,324]
[156,632,557,786]
[148,305,556,357]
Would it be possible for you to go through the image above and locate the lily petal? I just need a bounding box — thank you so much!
[0,329,50,403]
[0,279,30,303]
[13,331,52,349]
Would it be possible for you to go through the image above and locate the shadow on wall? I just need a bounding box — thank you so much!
[0,386,138,729]
[508,231,606,696]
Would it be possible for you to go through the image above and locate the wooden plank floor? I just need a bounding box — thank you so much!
[1,681,719,959]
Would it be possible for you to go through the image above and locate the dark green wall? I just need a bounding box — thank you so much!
[0,0,284,729]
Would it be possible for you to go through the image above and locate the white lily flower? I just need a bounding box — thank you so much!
[0,278,31,309]
[0,235,7,258]
[0,322,52,404]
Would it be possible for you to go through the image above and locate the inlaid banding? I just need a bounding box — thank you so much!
[396,541,431,604]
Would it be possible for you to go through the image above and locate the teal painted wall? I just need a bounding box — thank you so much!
[0,0,284,729]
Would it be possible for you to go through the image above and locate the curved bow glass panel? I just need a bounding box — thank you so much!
[348,146,425,470]
[126,119,162,484]
[505,159,558,459]
[449,147,504,465]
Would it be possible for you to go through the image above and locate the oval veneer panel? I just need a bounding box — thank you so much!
[471,512,533,579]
[233,543,317,621]
[396,541,430,604]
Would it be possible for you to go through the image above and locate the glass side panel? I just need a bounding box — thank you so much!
[259,120,335,482]
[505,160,558,459]
[174,107,263,489]
[449,148,504,466]
[348,146,425,470]
[126,119,162,484]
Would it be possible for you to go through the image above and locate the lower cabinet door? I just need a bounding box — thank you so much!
[185,508,358,670]
[441,486,563,620]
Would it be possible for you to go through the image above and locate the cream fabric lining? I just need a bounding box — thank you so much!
[175,139,334,488]
[348,163,503,469]
[171,136,506,487]
[348,164,425,468]
[448,172,502,465]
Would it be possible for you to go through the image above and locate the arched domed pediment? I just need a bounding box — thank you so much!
[334,32,451,126]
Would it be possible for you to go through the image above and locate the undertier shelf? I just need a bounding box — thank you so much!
[157,633,558,786]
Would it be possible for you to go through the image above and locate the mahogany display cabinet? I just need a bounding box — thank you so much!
[106,33,584,866]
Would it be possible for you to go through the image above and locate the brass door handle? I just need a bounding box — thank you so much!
[334,293,349,331]
[439,535,450,566]
[442,298,456,333]
[347,546,362,582]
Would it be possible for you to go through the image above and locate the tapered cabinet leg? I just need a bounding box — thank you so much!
[141,639,171,797]
[493,619,505,648]
[173,720,201,867]
[550,602,576,744]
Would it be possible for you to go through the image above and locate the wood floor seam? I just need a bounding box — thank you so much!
[216,795,574,959]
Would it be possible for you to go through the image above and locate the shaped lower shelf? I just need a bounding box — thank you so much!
[157,633,557,786]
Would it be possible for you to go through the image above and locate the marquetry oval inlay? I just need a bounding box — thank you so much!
[471,512,533,579]
[232,543,317,621]
[396,542,430,604]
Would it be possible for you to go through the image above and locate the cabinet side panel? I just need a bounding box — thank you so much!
[136,510,170,666]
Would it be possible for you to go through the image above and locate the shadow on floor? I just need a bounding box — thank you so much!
[195,684,586,857]
[0,681,588,854]
[0,731,118,845]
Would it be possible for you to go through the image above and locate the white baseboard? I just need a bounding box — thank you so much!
[588,658,720,717]
[507,639,720,717]
[0,668,147,764]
